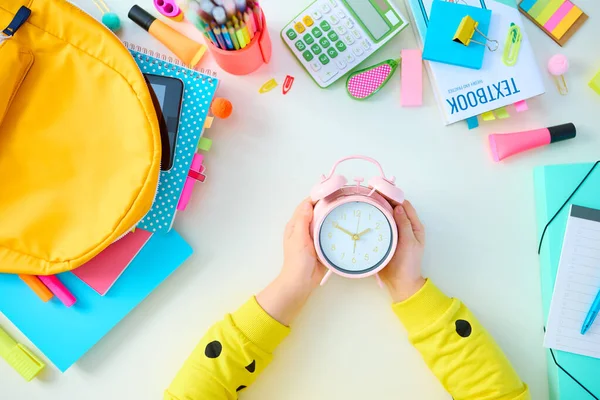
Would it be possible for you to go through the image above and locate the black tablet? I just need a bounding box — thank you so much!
[144,74,184,171]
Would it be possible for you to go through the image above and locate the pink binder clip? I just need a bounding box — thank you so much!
[177,154,205,211]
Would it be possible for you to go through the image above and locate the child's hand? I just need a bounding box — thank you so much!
[257,199,326,326]
[379,200,427,303]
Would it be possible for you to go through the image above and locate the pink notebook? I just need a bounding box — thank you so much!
[72,229,152,295]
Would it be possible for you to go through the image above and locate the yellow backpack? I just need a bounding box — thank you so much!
[0,0,161,275]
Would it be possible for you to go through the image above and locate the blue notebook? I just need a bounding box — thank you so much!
[423,1,492,70]
[0,230,192,372]
[534,162,600,400]
[131,49,219,233]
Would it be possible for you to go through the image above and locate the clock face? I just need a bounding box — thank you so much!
[318,201,393,274]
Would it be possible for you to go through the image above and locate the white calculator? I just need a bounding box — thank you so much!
[281,0,409,88]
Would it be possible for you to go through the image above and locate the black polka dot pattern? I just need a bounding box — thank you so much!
[236,385,247,392]
[204,341,222,358]
[455,320,472,338]
[245,360,256,373]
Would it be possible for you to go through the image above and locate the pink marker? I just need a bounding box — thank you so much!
[37,275,77,307]
[488,123,576,162]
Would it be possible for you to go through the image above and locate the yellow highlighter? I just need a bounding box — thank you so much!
[0,326,45,381]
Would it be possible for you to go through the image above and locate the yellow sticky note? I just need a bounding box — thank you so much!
[494,107,510,119]
[204,116,214,129]
[481,111,496,121]
[198,137,212,152]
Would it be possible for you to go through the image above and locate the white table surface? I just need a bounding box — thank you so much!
[3,0,600,399]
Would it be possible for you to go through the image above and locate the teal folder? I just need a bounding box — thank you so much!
[534,162,600,400]
[0,230,192,372]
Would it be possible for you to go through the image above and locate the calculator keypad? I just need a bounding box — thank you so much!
[284,1,378,86]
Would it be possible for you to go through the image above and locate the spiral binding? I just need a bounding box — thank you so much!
[123,41,217,82]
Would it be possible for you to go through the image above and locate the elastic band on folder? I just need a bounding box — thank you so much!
[537,161,600,253]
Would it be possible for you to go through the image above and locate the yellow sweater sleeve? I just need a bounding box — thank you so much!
[393,280,531,400]
[164,297,290,400]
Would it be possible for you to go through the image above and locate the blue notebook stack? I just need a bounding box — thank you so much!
[534,162,600,400]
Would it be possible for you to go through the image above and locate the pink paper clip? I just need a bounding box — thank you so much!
[37,275,76,307]
[177,154,205,211]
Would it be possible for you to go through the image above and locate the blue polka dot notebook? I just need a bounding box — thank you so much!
[129,48,219,233]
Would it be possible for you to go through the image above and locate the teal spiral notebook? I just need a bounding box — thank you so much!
[534,162,600,400]
[128,46,219,233]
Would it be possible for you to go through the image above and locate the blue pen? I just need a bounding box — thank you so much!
[221,24,234,50]
[581,289,600,335]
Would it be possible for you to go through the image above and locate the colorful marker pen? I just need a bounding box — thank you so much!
[488,123,576,162]
[129,5,206,67]
[37,275,77,307]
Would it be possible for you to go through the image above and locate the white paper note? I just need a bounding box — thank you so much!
[544,205,600,359]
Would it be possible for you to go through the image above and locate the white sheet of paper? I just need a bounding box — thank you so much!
[544,205,600,359]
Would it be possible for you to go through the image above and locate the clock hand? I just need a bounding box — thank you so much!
[353,214,361,254]
[333,222,355,238]
[356,228,371,238]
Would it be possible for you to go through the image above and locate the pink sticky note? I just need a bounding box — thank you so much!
[401,49,423,107]
[72,229,152,295]
[177,154,204,211]
[514,100,529,112]
[544,1,574,32]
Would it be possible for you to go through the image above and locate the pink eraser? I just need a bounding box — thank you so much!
[401,49,423,107]
[514,100,529,112]
[177,154,204,211]
[38,275,76,307]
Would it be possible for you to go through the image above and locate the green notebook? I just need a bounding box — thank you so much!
[534,162,600,400]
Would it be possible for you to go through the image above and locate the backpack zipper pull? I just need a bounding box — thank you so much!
[2,6,31,37]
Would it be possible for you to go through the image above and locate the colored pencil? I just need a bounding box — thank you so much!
[244,11,256,36]
[253,5,262,31]
[206,27,221,48]
[241,21,251,43]
[227,22,240,49]
[221,24,234,49]
[235,22,247,48]
[213,26,228,49]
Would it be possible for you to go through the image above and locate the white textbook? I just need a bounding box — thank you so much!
[404,0,545,125]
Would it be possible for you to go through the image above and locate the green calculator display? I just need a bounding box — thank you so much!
[281,0,409,88]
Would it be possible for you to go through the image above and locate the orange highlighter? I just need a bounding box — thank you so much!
[128,5,206,68]
[18,275,54,302]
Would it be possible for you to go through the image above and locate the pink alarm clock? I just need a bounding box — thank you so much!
[310,156,404,286]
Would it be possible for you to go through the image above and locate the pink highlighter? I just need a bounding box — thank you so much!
[488,123,576,162]
[37,275,77,307]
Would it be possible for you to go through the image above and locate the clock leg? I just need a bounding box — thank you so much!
[375,273,384,289]
[320,270,334,286]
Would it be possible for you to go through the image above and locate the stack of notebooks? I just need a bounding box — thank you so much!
[405,0,545,125]
[534,162,600,399]
[0,49,218,372]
